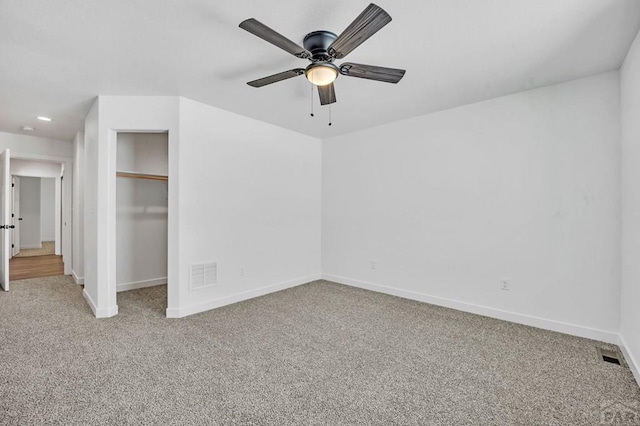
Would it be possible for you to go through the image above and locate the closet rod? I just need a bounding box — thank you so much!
[116,171,168,181]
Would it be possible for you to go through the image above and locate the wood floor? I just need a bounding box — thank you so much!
[9,254,64,281]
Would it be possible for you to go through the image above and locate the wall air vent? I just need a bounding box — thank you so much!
[190,262,217,290]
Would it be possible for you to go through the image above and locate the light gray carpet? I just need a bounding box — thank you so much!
[0,276,639,425]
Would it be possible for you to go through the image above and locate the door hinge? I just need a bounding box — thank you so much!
[11,183,14,187]
[11,213,14,218]
[11,244,14,248]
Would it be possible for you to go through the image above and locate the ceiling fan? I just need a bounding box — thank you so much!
[239,3,406,106]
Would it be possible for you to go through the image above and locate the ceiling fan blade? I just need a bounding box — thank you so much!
[239,18,311,59]
[247,69,305,87]
[328,3,392,59]
[317,83,337,105]
[339,63,405,83]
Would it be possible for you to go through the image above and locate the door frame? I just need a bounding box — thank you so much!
[11,176,20,257]
[1,149,10,291]
[9,153,73,276]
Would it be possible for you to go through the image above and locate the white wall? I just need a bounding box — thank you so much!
[322,72,621,343]
[11,159,62,178]
[72,131,84,283]
[82,96,322,318]
[55,175,61,255]
[83,100,102,312]
[40,178,55,241]
[621,29,640,384]
[116,133,168,291]
[0,132,72,158]
[174,98,321,317]
[19,176,41,249]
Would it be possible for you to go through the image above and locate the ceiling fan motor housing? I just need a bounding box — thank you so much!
[303,30,337,62]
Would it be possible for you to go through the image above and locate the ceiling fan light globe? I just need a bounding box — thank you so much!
[306,63,338,86]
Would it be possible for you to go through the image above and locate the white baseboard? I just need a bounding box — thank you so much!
[117,277,166,292]
[82,289,118,318]
[166,274,321,318]
[619,334,640,386]
[72,270,84,285]
[21,244,42,249]
[322,274,619,344]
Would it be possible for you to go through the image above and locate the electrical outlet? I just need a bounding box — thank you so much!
[371,261,378,270]
[500,278,510,291]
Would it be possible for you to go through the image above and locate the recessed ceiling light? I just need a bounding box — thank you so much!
[22,126,35,131]
[37,116,52,122]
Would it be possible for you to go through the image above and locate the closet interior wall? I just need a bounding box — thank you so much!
[116,132,168,292]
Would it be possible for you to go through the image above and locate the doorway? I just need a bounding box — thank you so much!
[115,132,168,315]
[9,161,65,281]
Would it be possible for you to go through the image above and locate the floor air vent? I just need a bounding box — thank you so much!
[597,347,623,366]
[190,262,217,290]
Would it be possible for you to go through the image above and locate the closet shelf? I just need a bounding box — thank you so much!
[116,171,168,181]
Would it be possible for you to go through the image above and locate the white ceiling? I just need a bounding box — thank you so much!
[1,0,639,142]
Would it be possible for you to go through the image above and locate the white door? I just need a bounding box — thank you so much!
[0,149,10,291]
[12,176,20,257]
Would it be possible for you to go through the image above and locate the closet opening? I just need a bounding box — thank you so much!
[115,132,168,316]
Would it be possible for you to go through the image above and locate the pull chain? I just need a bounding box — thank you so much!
[328,104,332,126]
[310,85,314,117]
